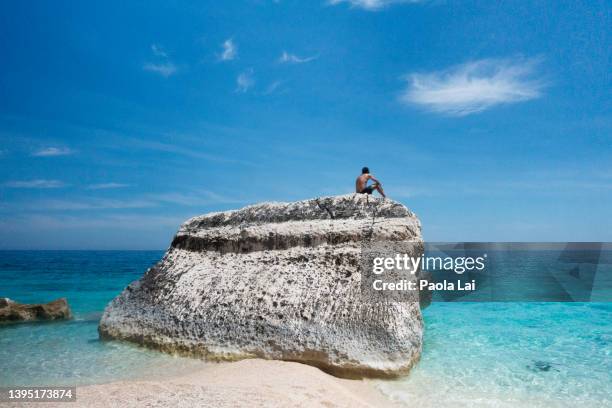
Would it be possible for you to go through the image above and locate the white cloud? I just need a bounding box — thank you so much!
[264,80,284,95]
[328,0,420,10]
[31,147,73,157]
[236,69,254,93]
[278,51,318,64]
[87,183,129,190]
[4,179,65,188]
[220,39,237,61]
[151,44,168,58]
[400,57,545,116]
[144,43,177,77]
[143,62,177,77]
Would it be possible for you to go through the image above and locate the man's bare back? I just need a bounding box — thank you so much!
[355,167,386,198]
[355,174,371,192]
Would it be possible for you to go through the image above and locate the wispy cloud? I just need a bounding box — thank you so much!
[264,80,285,95]
[31,147,74,157]
[328,0,420,10]
[220,39,237,61]
[0,213,187,231]
[236,69,254,93]
[151,43,168,58]
[278,51,318,64]
[121,137,254,165]
[3,179,66,189]
[150,191,243,206]
[87,182,129,190]
[400,57,546,116]
[143,62,177,77]
[35,198,155,210]
[143,43,177,77]
[4,190,243,212]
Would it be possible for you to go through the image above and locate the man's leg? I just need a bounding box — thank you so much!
[374,183,386,198]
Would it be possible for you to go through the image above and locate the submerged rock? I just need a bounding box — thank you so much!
[528,360,560,373]
[0,297,72,323]
[99,194,424,378]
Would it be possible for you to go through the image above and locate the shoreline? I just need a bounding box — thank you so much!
[11,359,398,408]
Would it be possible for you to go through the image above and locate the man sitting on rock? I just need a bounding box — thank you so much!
[356,167,386,198]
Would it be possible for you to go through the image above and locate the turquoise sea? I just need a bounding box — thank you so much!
[0,251,610,407]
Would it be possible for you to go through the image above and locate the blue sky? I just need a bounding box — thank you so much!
[0,0,610,249]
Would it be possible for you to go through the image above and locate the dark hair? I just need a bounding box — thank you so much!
[362,167,370,174]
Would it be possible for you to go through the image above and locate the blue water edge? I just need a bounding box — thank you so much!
[0,251,610,407]
[0,251,205,386]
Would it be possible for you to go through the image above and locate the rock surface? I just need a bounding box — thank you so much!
[0,297,72,322]
[99,194,424,378]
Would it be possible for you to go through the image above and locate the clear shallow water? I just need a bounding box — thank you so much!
[0,251,206,386]
[377,302,612,407]
[1,251,611,407]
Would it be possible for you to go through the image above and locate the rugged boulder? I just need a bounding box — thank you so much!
[0,297,72,323]
[99,194,424,378]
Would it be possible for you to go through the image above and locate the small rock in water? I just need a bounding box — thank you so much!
[528,360,558,372]
[0,297,72,323]
[535,361,552,371]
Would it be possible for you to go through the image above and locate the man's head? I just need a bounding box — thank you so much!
[362,167,370,174]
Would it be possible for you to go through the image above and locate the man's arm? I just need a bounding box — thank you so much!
[369,174,382,185]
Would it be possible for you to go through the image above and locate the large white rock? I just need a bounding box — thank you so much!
[99,194,424,378]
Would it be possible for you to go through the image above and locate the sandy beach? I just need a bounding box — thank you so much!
[10,359,397,408]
